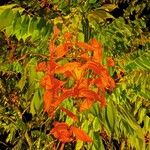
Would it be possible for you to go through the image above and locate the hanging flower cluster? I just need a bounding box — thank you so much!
[36,26,115,143]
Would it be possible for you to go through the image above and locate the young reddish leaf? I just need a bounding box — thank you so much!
[80,99,94,111]
[80,53,90,60]
[54,43,72,59]
[55,62,81,74]
[107,57,115,67]
[52,90,75,108]
[50,122,72,143]
[100,94,107,107]
[80,89,99,100]
[43,90,53,113]
[41,75,53,90]
[106,76,115,90]
[60,107,78,121]
[76,41,94,51]
[73,67,84,80]
[90,39,102,64]
[65,32,72,42]
[71,126,92,142]
[47,60,58,72]
[36,62,47,72]
[41,74,63,91]
[52,122,69,130]
[53,26,60,36]
[83,61,101,74]
[93,77,105,89]
[90,38,101,48]
[76,78,89,90]
[49,41,56,55]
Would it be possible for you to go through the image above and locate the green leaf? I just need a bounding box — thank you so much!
[137,108,146,124]
[52,0,59,4]
[89,0,97,4]
[93,117,101,131]
[13,11,22,34]
[99,4,117,12]
[17,75,27,91]
[93,132,105,150]
[118,105,144,138]
[30,90,42,115]
[105,101,116,132]
[75,141,83,150]
[88,9,114,24]
[28,16,38,35]
[0,4,18,12]
[0,9,14,30]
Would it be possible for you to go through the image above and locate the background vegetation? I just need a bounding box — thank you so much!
[0,0,149,149]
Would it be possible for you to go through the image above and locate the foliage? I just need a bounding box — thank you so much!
[0,0,150,150]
